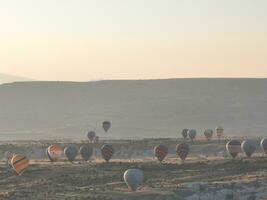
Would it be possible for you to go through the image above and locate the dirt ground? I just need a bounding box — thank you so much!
[0,139,266,200]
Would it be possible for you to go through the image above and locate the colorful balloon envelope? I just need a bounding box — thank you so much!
[181,129,188,139]
[216,126,224,138]
[204,129,213,141]
[64,146,78,162]
[79,145,93,161]
[124,168,144,191]
[87,131,96,142]
[176,143,189,161]
[102,121,111,132]
[154,145,168,162]
[226,140,241,158]
[11,154,29,176]
[188,129,197,141]
[46,144,63,162]
[101,144,114,162]
[241,139,257,158]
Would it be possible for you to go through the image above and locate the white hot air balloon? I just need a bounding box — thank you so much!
[124,168,144,191]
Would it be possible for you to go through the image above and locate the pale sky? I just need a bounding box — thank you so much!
[0,0,267,81]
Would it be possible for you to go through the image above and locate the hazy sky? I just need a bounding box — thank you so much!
[0,0,267,81]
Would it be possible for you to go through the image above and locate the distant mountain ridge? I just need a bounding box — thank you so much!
[0,73,34,84]
[0,78,266,140]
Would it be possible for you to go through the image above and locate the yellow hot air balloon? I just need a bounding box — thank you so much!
[10,154,29,176]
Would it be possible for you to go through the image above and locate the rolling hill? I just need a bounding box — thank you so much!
[0,73,33,84]
[0,79,266,140]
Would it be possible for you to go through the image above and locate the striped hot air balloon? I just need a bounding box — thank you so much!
[176,143,189,161]
[46,144,63,162]
[10,154,29,176]
[216,126,224,140]
[101,144,114,162]
[226,140,241,158]
[153,145,168,162]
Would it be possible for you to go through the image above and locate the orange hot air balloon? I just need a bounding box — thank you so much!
[176,143,189,161]
[47,144,63,162]
[154,145,168,162]
[101,144,114,162]
[11,154,29,175]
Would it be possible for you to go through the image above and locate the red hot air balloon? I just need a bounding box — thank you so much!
[46,144,63,162]
[226,140,241,158]
[176,143,189,161]
[101,144,114,162]
[154,145,168,162]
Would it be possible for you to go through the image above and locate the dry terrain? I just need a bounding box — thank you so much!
[0,139,266,200]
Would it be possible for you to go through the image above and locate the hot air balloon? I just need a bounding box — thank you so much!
[93,136,99,143]
[176,143,189,161]
[79,145,93,161]
[46,144,63,162]
[241,139,257,158]
[216,126,224,141]
[101,144,114,162]
[64,146,78,162]
[10,154,29,175]
[260,137,267,154]
[102,121,111,132]
[124,168,144,191]
[87,131,96,142]
[181,129,188,139]
[153,145,168,162]
[188,129,197,142]
[204,129,213,141]
[226,140,241,158]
